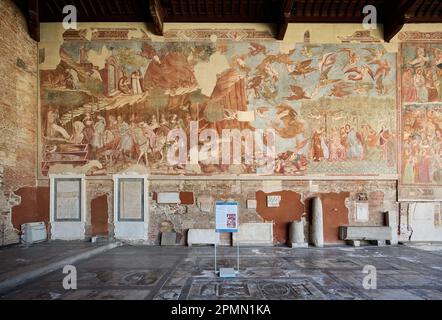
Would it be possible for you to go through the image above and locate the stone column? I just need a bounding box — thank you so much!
[385,211,398,245]
[289,220,308,248]
[311,197,324,247]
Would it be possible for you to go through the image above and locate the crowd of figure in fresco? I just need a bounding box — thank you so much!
[402,46,442,104]
[42,37,399,175]
[274,122,395,174]
[400,45,442,185]
[45,106,395,174]
[402,107,442,184]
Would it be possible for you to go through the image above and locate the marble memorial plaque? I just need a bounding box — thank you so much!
[119,179,144,221]
[54,179,81,221]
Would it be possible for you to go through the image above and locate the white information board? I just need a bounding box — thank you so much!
[215,201,238,233]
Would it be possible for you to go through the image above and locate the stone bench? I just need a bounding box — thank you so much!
[232,222,273,246]
[339,226,392,246]
[187,229,219,246]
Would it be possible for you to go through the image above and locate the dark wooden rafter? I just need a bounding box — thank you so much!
[149,0,167,35]
[277,0,295,40]
[383,0,419,42]
[11,0,442,42]
[27,0,40,42]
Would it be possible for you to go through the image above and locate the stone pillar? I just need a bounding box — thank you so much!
[289,220,308,248]
[385,211,398,245]
[311,197,324,247]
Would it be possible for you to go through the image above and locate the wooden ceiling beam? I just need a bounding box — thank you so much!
[27,0,40,42]
[383,0,418,42]
[276,0,295,40]
[149,0,166,35]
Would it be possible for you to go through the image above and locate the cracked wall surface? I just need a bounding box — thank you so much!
[0,0,38,245]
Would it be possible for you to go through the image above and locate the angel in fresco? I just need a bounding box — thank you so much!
[344,65,374,81]
[363,47,386,64]
[288,59,317,78]
[340,48,359,70]
[271,104,305,139]
[248,42,267,56]
[285,85,311,100]
[371,59,391,94]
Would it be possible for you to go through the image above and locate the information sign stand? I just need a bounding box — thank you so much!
[214,201,239,278]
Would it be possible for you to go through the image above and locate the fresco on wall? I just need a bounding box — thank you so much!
[39,28,397,177]
[400,43,442,185]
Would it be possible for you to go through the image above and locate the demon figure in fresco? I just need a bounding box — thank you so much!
[401,43,442,186]
[39,28,397,177]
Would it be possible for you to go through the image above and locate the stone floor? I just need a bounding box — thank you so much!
[1,244,442,300]
[0,240,111,283]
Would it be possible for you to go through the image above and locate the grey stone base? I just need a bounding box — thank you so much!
[291,242,309,248]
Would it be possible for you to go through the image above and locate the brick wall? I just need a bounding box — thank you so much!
[0,0,38,245]
[79,179,397,245]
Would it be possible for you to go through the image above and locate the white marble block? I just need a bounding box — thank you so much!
[232,222,273,246]
[188,229,220,246]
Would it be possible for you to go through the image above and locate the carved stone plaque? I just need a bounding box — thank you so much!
[118,178,144,221]
[54,178,81,221]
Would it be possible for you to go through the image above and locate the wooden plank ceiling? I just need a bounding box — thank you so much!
[13,0,442,42]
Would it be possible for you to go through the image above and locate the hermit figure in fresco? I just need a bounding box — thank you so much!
[70,121,85,144]
[312,128,325,161]
[82,113,95,145]
[414,67,428,103]
[65,69,80,89]
[117,116,134,161]
[131,69,143,94]
[91,115,106,150]
[45,109,70,141]
[402,68,417,103]
[118,72,131,94]
[89,66,102,82]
